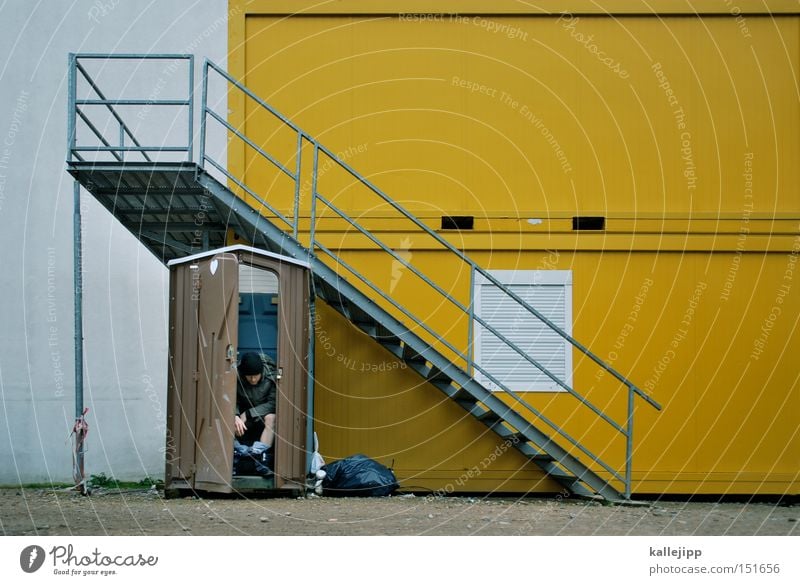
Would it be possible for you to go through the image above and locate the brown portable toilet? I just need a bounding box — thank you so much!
[164,245,311,496]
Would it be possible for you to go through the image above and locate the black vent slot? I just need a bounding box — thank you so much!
[572,216,605,231]
[441,215,474,230]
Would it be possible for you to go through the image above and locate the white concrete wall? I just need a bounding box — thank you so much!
[0,0,228,484]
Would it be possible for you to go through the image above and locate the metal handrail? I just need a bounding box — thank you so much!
[75,106,123,162]
[204,107,296,180]
[198,59,661,404]
[74,61,152,162]
[318,138,661,410]
[67,53,194,163]
[315,192,626,434]
[203,154,295,230]
[199,57,661,497]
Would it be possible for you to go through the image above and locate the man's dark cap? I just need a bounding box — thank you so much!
[239,352,262,376]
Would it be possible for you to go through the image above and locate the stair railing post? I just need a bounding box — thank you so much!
[625,383,634,499]
[293,130,302,239]
[187,55,194,162]
[309,143,319,252]
[468,264,475,374]
[199,59,209,169]
[119,122,124,161]
[67,54,77,162]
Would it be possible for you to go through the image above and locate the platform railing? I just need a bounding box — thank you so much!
[67,53,194,163]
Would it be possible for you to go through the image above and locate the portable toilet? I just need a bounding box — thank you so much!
[164,245,311,495]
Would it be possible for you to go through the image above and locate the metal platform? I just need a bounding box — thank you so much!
[66,161,299,264]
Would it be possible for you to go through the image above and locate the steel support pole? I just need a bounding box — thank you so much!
[73,181,85,493]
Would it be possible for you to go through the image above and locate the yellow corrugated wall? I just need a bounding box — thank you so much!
[229,1,799,494]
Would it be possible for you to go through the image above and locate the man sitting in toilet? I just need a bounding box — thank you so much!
[234,352,277,462]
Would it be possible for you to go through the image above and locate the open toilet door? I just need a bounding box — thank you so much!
[192,252,239,492]
[166,251,239,494]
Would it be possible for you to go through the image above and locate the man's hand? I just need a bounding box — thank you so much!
[234,413,247,437]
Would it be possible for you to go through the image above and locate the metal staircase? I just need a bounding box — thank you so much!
[66,54,661,502]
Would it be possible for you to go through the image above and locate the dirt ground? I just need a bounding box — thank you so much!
[0,488,797,536]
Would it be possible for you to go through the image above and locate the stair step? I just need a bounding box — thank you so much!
[348,303,374,325]
[401,344,425,363]
[406,361,455,392]
[545,474,596,498]
[378,336,402,347]
[533,460,597,497]
[430,379,454,392]
[476,410,500,423]
[327,300,351,318]
[405,360,427,376]
[467,405,500,423]
[354,321,377,336]
[449,386,477,404]
[517,444,554,462]
[378,340,404,359]
[313,279,339,303]
[540,461,586,483]
[539,460,578,483]
[490,422,529,444]
[374,325,401,346]
[425,365,451,385]
[565,482,597,499]
[545,469,576,483]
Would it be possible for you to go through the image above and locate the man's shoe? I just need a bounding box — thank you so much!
[254,457,273,477]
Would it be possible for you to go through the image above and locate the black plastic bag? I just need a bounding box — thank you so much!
[322,454,398,497]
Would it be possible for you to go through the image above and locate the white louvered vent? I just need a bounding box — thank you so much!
[239,264,279,294]
[474,271,572,392]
